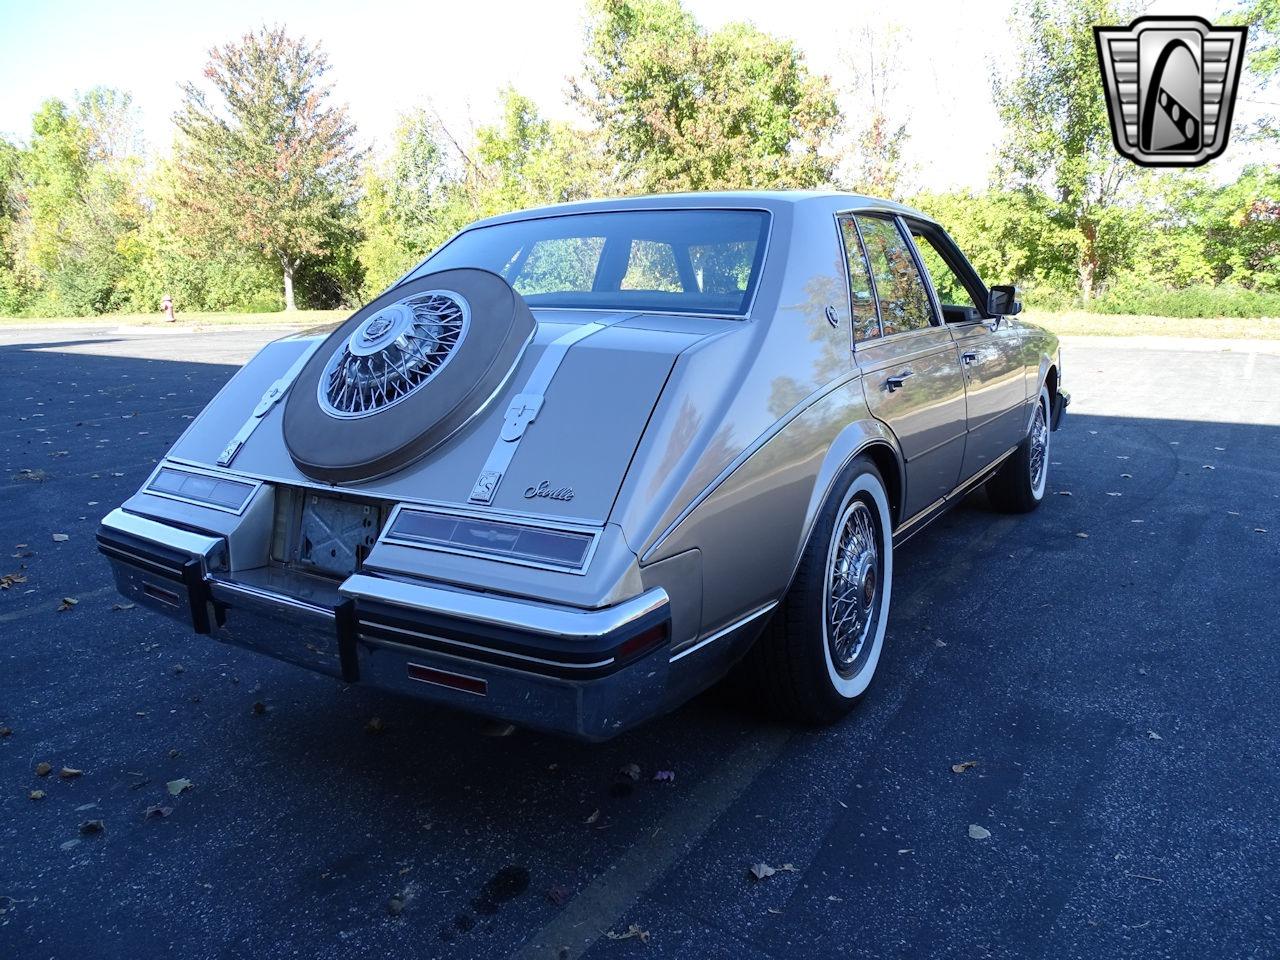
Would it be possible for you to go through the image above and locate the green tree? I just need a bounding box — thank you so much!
[15,90,145,315]
[355,90,609,299]
[573,0,840,192]
[172,26,362,310]
[356,110,460,297]
[994,0,1140,301]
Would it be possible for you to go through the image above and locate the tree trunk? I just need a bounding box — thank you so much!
[1078,220,1097,303]
[282,257,296,312]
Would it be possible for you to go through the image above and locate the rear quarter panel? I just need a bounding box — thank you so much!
[616,198,903,636]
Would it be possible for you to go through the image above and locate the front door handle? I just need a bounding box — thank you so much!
[886,370,915,392]
[961,351,979,365]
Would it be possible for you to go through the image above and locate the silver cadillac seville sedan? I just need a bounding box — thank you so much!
[98,192,1068,740]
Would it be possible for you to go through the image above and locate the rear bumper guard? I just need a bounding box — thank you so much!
[97,509,672,739]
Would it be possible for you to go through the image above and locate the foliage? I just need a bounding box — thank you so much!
[573,0,840,191]
[993,0,1141,300]
[171,26,362,309]
[0,8,1277,321]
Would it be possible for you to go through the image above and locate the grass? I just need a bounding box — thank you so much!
[3,307,1280,340]
[1023,310,1280,340]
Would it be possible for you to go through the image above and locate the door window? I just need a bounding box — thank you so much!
[839,218,882,342]
[854,215,936,337]
[908,227,982,318]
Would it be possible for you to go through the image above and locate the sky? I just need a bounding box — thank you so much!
[0,0,1247,193]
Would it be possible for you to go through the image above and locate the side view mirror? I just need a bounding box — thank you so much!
[987,284,1022,317]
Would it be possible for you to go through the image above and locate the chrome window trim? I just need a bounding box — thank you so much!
[380,503,601,576]
[143,461,263,516]
[400,205,776,320]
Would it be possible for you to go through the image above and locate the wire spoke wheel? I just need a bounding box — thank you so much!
[319,290,469,418]
[825,498,882,676]
[1029,401,1049,493]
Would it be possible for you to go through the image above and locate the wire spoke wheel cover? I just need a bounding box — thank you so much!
[825,498,882,676]
[1029,400,1049,496]
[319,292,468,418]
[284,269,535,484]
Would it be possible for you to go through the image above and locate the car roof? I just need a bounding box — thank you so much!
[467,190,935,229]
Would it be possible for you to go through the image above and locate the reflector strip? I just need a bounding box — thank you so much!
[406,662,487,696]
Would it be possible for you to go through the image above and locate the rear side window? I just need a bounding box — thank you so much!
[839,218,882,342]
[854,215,936,337]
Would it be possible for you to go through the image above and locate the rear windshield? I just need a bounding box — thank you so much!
[414,209,770,316]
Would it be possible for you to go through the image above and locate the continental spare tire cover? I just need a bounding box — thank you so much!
[284,269,534,483]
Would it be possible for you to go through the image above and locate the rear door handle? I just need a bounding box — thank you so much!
[886,370,915,392]
[961,351,979,365]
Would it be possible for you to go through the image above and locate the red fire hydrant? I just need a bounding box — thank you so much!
[161,294,175,323]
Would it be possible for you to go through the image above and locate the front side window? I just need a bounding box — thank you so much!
[854,215,936,337]
[416,209,770,316]
[908,227,981,314]
[839,217,881,342]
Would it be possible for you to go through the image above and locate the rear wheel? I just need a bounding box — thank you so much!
[743,458,894,724]
[987,384,1051,513]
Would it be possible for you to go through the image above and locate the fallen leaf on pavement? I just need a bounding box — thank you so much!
[1202,465,1215,470]
[1055,490,1072,496]
[951,760,978,774]
[80,820,104,834]
[59,767,82,779]
[58,597,78,611]
[749,863,777,881]
[968,824,992,840]
[111,602,135,611]
[1106,492,1122,497]
[35,762,52,776]
[0,572,27,589]
[1075,532,1089,539]
[619,762,642,781]
[606,924,649,944]
[1255,528,1268,534]
[30,789,45,800]
[1147,730,1162,741]
[166,778,193,796]
[144,805,172,820]
[51,533,69,542]
[653,770,675,783]
[546,885,571,907]
[585,809,600,825]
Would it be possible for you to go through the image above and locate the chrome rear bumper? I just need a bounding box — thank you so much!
[97,509,671,740]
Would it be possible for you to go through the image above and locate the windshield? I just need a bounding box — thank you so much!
[413,209,770,316]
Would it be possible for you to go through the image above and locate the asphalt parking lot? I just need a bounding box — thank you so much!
[2,324,1278,960]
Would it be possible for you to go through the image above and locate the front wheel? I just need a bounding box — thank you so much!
[743,457,894,724]
[987,384,1051,513]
